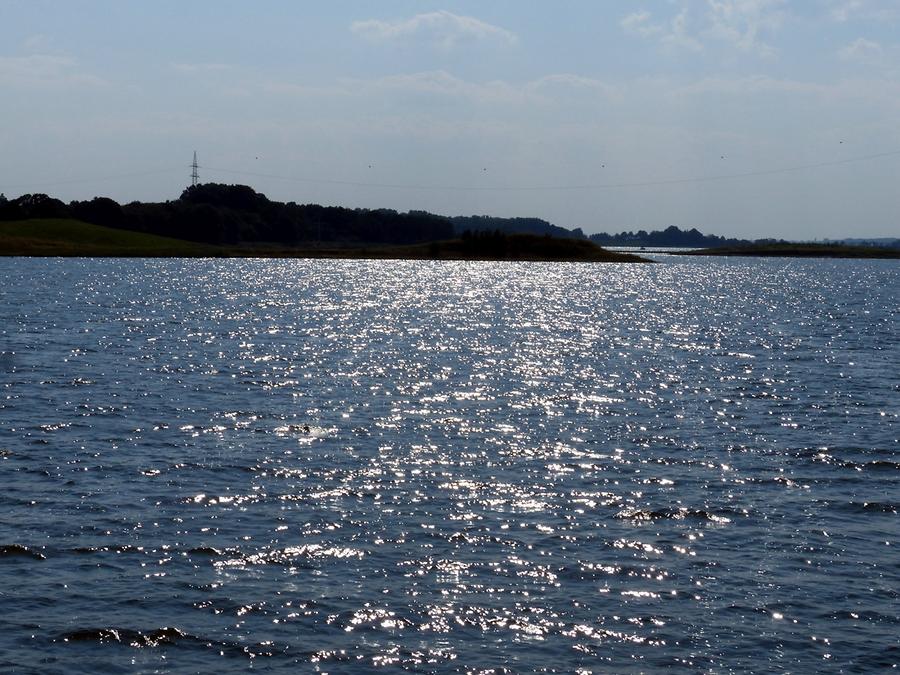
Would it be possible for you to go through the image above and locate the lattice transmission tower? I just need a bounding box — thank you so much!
[191,151,200,187]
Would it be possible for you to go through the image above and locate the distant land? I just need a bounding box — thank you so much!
[0,185,896,258]
[590,226,753,248]
[822,237,900,249]
[680,242,900,259]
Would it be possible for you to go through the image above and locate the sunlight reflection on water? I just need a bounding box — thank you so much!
[0,257,897,672]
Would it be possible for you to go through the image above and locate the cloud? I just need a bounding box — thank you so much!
[622,1,785,56]
[0,54,105,88]
[350,10,517,48]
[526,74,620,99]
[676,75,832,97]
[828,0,900,23]
[829,0,865,22]
[665,9,705,52]
[838,37,884,63]
[703,0,786,56]
[333,70,621,110]
[622,9,702,51]
[621,11,664,38]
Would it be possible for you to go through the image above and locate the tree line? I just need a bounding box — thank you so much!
[590,225,770,247]
[0,185,773,248]
[0,185,453,246]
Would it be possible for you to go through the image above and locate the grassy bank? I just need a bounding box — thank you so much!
[0,219,222,256]
[681,243,900,259]
[0,219,650,262]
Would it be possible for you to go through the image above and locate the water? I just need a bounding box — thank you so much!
[0,257,897,673]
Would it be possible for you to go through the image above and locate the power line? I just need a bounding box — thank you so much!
[2,147,898,195]
[202,148,900,192]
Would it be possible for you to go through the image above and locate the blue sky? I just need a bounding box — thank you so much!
[1,0,899,238]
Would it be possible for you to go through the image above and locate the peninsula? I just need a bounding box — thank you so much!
[0,218,648,262]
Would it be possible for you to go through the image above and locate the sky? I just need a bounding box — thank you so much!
[1,0,899,239]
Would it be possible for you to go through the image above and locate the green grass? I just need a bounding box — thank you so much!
[683,242,900,259]
[0,219,223,256]
[1,220,651,262]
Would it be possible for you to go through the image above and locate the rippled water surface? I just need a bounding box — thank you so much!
[0,257,897,673]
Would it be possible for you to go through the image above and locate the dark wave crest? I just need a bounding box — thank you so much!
[0,544,46,560]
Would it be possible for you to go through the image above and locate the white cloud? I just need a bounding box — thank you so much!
[307,70,620,109]
[621,11,664,38]
[830,0,865,22]
[350,10,517,49]
[166,65,618,112]
[676,75,832,97]
[526,74,620,99]
[703,0,786,56]
[664,9,705,52]
[838,37,884,63]
[622,9,702,51]
[0,54,105,88]
[828,0,900,23]
[622,1,785,56]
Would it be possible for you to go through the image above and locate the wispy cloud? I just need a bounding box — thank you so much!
[838,37,885,63]
[622,1,785,57]
[620,8,703,52]
[296,70,619,108]
[828,0,900,23]
[830,0,865,22]
[0,54,105,88]
[621,9,702,51]
[667,9,705,52]
[525,74,620,100]
[351,10,517,49]
[704,0,786,56]
[621,11,664,39]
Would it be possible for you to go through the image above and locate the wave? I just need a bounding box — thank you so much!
[55,626,282,657]
[58,626,189,647]
[70,545,143,554]
[0,544,46,560]
[188,546,226,556]
[614,507,734,523]
[843,501,898,514]
[215,544,365,567]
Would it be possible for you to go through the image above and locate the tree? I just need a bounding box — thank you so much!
[11,194,70,219]
[70,197,124,228]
